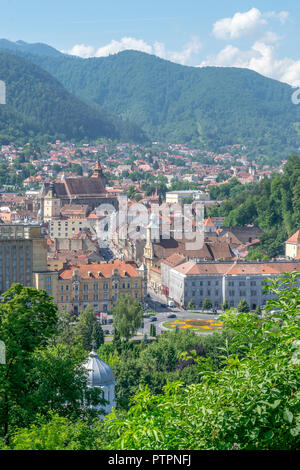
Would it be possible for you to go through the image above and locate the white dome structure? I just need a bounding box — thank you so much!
[83,349,116,416]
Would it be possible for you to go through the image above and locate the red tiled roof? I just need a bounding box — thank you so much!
[173,261,300,276]
[286,230,300,244]
[59,259,139,279]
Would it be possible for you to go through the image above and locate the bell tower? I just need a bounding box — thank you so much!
[43,183,61,222]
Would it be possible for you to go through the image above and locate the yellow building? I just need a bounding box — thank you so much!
[49,259,147,314]
[285,230,300,259]
[0,224,49,293]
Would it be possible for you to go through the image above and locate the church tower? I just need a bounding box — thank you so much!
[43,183,61,222]
[92,159,106,183]
[143,213,159,280]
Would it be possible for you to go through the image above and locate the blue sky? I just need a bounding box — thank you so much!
[1,1,300,85]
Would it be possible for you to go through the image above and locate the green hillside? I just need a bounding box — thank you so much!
[0,50,146,144]
[0,39,63,57]
[208,154,300,257]
[14,48,300,160]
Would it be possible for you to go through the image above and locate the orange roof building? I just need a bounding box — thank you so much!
[285,230,300,259]
[166,259,300,310]
[51,259,147,315]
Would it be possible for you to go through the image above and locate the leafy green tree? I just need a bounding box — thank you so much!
[222,300,229,311]
[0,284,58,440]
[254,305,262,317]
[2,413,106,450]
[237,299,250,313]
[55,309,76,348]
[202,298,212,311]
[74,305,104,351]
[187,299,196,309]
[112,295,143,341]
[150,324,156,337]
[247,247,270,261]
[112,329,122,355]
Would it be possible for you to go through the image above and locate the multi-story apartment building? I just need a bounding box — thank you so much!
[163,260,300,309]
[0,224,49,293]
[46,260,147,315]
[165,190,209,204]
[49,217,98,239]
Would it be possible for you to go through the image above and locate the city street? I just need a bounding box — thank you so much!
[102,286,222,339]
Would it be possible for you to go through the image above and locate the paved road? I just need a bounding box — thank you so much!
[101,287,221,338]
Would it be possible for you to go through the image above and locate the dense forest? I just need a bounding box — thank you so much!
[208,155,300,257]
[0,50,147,145]
[4,45,300,162]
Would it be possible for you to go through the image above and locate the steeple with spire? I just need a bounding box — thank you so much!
[92,159,105,180]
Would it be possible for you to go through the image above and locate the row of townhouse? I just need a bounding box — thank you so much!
[161,259,300,309]
[35,259,147,315]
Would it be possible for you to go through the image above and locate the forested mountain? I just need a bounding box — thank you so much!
[208,155,300,257]
[0,39,63,57]
[0,50,146,144]
[6,45,300,161]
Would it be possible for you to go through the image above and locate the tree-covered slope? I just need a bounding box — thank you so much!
[14,48,300,159]
[0,50,146,144]
[0,39,64,57]
[208,155,300,257]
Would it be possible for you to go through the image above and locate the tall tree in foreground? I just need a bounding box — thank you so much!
[0,285,105,443]
[112,295,143,341]
[74,305,104,351]
[0,284,57,440]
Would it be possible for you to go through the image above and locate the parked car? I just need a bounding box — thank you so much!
[107,319,113,324]
[150,316,157,322]
[103,330,110,335]
[168,300,175,307]
[167,313,177,319]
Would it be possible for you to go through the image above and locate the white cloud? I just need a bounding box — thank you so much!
[63,36,202,65]
[265,10,290,24]
[153,37,202,64]
[199,40,300,87]
[63,44,95,58]
[213,8,266,40]
[213,8,290,40]
[94,37,152,57]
